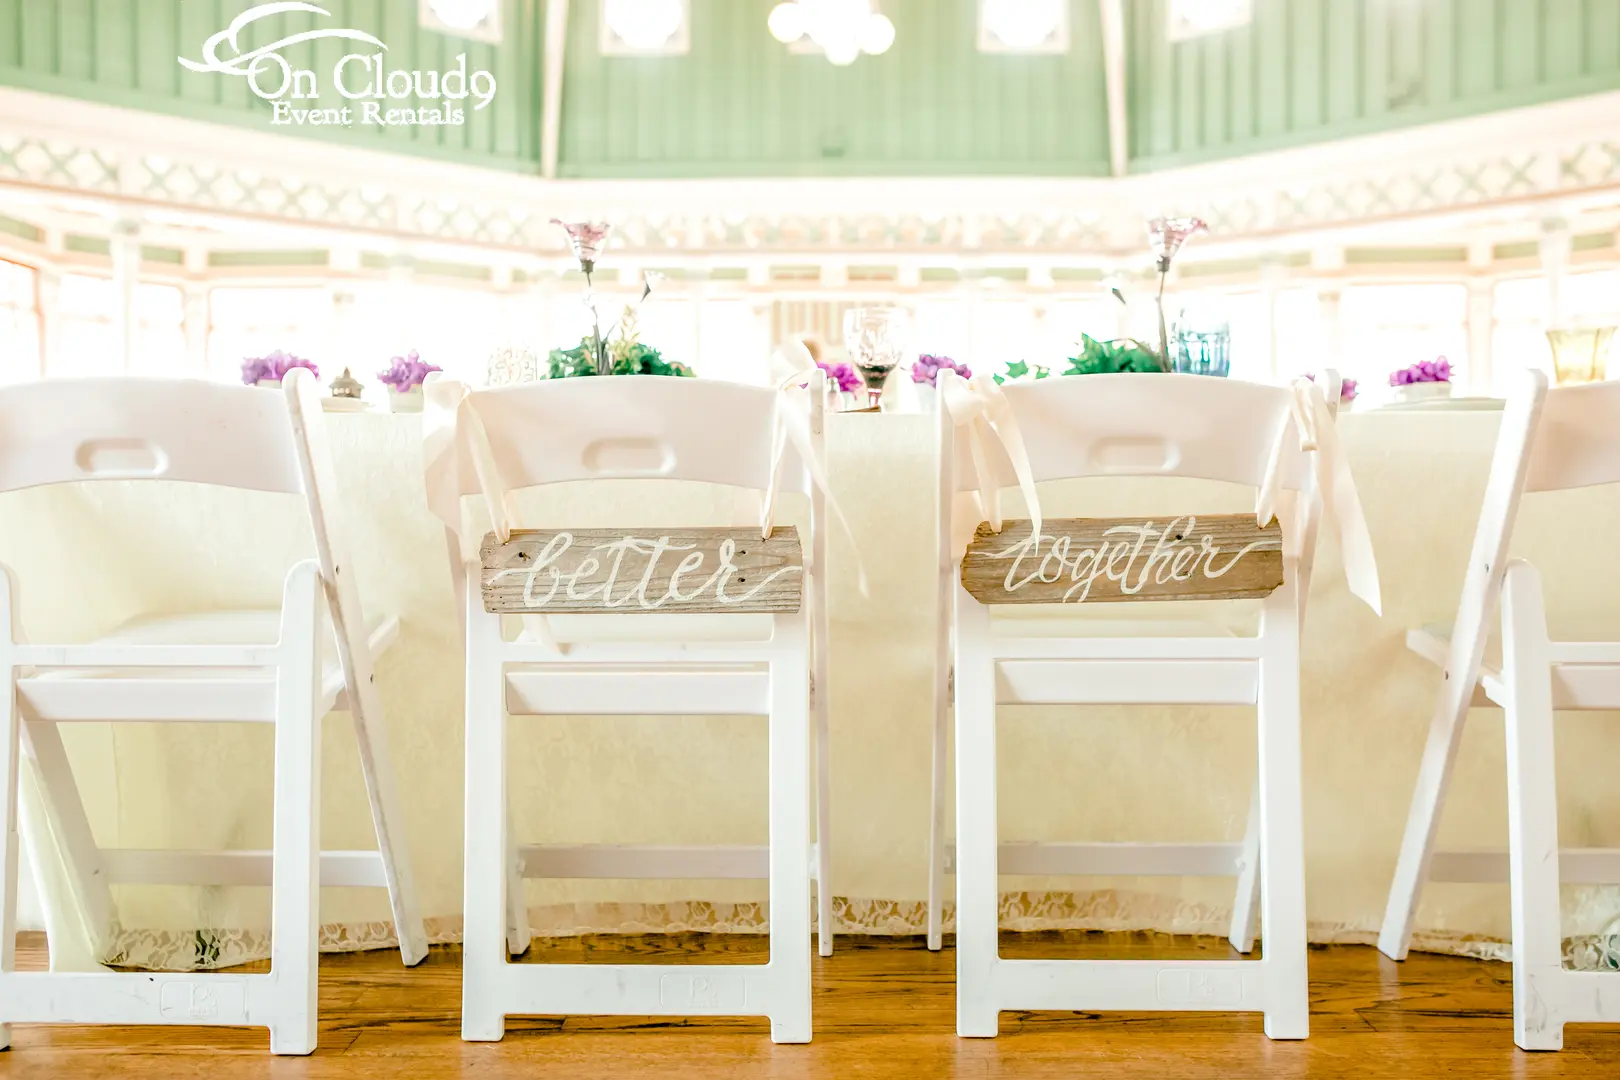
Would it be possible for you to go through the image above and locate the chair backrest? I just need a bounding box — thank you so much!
[1523,378,1620,494]
[449,376,813,498]
[0,378,305,495]
[948,373,1311,493]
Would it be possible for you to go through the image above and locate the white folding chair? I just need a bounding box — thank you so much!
[942,372,1355,1040]
[0,371,426,1055]
[437,375,827,1044]
[1377,370,1620,1049]
[926,374,1349,958]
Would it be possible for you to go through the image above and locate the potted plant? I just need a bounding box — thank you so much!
[1390,358,1452,404]
[377,350,442,412]
[911,354,971,411]
[242,351,317,388]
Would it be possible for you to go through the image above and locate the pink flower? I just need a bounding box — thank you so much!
[552,219,611,274]
[1389,357,1452,386]
[1147,216,1208,270]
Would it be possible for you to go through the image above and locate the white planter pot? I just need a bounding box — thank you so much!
[390,387,425,413]
[1395,381,1452,404]
[255,378,281,389]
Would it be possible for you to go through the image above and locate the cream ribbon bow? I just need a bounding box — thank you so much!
[766,343,869,597]
[939,371,1044,560]
[1256,377,1383,615]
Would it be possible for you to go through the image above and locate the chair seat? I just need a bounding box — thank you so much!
[990,600,1260,639]
[514,613,776,645]
[19,609,401,722]
[1408,621,1620,710]
[1410,620,1620,670]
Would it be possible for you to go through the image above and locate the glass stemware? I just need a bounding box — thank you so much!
[843,306,910,410]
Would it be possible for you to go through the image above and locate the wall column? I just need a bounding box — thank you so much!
[1466,278,1495,395]
[1317,287,1343,379]
[1540,215,1573,330]
[1259,257,1288,381]
[110,217,141,373]
[35,265,60,379]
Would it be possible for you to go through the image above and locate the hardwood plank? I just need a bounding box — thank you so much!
[7,932,1620,1075]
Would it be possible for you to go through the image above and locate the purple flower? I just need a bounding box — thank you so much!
[1389,357,1452,387]
[1147,216,1208,270]
[243,350,318,385]
[820,360,862,394]
[241,354,277,385]
[911,353,973,386]
[377,350,442,391]
[551,219,611,274]
[1304,372,1358,402]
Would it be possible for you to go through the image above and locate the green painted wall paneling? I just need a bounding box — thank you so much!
[0,0,544,170]
[559,0,1114,176]
[1129,0,1620,172]
[2,1,1618,178]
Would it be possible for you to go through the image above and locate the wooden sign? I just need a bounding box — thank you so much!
[960,514,1284,605]
[480,527,803,614]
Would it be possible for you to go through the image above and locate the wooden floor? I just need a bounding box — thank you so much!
[5,931,1619,1078]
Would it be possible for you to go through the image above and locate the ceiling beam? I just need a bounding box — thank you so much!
[541,0,570,180]
[1098,0,1129,178]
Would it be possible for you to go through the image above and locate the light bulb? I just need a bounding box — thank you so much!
[768,1,805,43]
[983,0,1061,49]
[428,0,495,30]
[860,13,894,54]
[825,37,861,65]
[605,0,684,50]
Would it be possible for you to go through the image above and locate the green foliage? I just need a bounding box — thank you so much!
[547,338,695,378]
[991,336,1166,384]
[993,359,1051,385]
[1061,334,1167,375]
[547,307,694,380]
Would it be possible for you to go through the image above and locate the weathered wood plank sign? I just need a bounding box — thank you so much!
[481,527,803,614]
[961,515,1284,605]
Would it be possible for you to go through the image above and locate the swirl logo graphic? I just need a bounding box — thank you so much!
[178,2,385,78]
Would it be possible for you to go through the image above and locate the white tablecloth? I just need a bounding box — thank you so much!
[14,409,1620,970]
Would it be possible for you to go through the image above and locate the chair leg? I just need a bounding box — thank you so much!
[1257,603,1309,1041]
[926,664,949,952]
[344,709,428,967]
[813,674,834,958]
[1378,663,1481,961]
[19,720,117,964]
[766,639,812,1044]
[0,637,19,1050]
[267,566,323,1056]
[1500,563,1566,1052]
[1228,778,1261,954]
[462,609,509,1042]
[506,814,530,959]
[955,645,999,1038]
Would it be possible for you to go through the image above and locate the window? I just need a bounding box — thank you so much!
[1340,284,1468,402]
[208,287,332,384]
[350,283,504,384]
[0,260,40,383]
[1493,271,1620,394]
[55,274,186,378]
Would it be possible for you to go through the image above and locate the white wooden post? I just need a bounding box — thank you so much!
[109,218,141,375]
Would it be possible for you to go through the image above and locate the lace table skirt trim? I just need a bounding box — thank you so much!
[99,889,1609,972]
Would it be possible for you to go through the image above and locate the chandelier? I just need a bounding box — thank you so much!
[768,0,895,66]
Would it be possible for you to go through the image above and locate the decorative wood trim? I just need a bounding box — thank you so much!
[960,515,1284,605]
[480,527,803,614]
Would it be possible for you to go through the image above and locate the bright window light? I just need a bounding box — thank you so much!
[419,0,502,43]
[979,0,1068,54]
[1167,0,1252,41]
[601,0,690,55]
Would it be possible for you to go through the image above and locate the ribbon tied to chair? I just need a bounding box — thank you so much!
[1257,376,1383,615]
[938,372,1044,562]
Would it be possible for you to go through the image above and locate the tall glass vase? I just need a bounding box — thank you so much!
[1546,327,1616,386]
